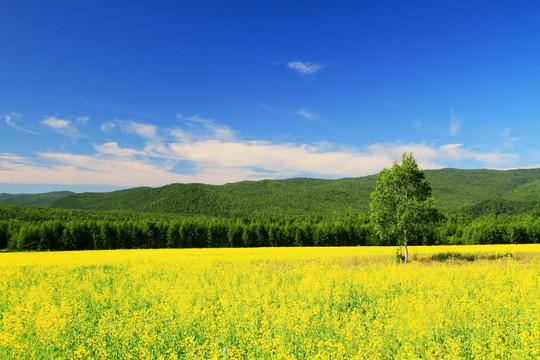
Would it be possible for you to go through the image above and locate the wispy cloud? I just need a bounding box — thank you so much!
[295,109,319,121]
[42,116,86,137]
[287,60,322,75]
[0,116,519,187]
[43,117,69,129]
[254,102,271,111]
[100,122,116,134]
[118,120,158,139]
[0,152,183,187]
[176,114,235,141]
[502,129,519,148]
[439,143,516,166]
[5,113,38,134]
[0,153,36,165]
[449,108,462,136]
[166,140,386,178]
[94,142,146,158]
[130,122,157,139]
[75,116,90,124]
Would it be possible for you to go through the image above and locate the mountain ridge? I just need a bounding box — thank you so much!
[3,168,540,216]
[42,168,540,216]
[0,191,75,207]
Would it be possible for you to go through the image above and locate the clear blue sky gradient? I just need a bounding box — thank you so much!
[2,1,540,193]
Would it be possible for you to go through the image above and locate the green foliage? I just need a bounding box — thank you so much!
[35,168,540,216]
[1,210,540,251]
[426,168,540,213]
[369,153,439,258]
[460,198,540,216]
[0,203,181,222]
[49,178,377,216]
[0,191,73,207]
[0,213,374,251]
[3,165,540,252]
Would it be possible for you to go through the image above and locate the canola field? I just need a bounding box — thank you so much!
[0,245,539,359]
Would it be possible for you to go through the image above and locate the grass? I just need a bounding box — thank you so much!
[396,251,519,263]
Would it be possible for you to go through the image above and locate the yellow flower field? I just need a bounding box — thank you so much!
[1,245,539,359]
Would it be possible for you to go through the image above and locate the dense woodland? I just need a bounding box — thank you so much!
[2,168,540,251]
[1,204,539,251]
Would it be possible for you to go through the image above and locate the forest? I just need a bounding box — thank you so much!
[2,168,540,251]
[1,203,539,251]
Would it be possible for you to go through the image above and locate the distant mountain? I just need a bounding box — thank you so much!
[50,177,377,216]
[0,191,74,207]
[47,168,540,216]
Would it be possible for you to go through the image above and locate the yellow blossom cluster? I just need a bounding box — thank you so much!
[1,244,539,359]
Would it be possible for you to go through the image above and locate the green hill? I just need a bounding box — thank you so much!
[47,168,540,216]
[0,191,74,207]
[50,177,377,216]
[425,168,540,212]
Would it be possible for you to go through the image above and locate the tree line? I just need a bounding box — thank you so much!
[1,212,539,251]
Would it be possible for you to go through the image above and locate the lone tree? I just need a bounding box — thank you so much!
[369,153,436,263]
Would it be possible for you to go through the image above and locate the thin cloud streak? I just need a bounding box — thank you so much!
[295,109,319,121]
[287,60,322,75]
[5,113,38,134]
[175,114,235,141]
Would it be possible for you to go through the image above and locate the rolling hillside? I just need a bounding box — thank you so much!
[49,178,377,216]
[44,168,540,216]
[0,191,74,207]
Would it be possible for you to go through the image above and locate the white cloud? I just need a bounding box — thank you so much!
[120,121,158,139]
[176,114,235,141]
[132,123,157,139]
[100,122,116,134]
[43,117,69,129]
[170,129,192,143]
[0,153,179,187]
[0,117,520,187]
[0,153,36,166]
[42,116,84,137]
[367,142,443,169]
[287,60,322,75]
[5,112,38,134]
[166,140,383,178]
[438,143,516,166]
[94,142,145,158]
[369,142,516,168]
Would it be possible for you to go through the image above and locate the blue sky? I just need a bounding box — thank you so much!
[2,1,540,193]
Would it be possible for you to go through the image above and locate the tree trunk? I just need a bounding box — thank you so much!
[404,229,408,263]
